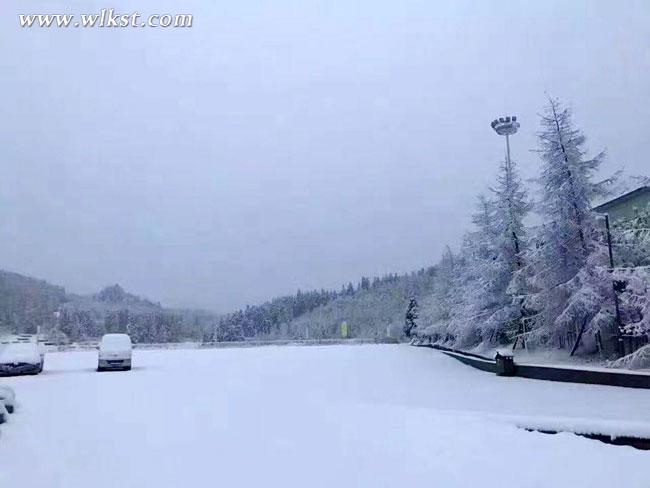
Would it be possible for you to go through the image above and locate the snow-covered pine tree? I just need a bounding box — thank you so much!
[536,98,605,267]
[448,161,531,349]
[404,297,419,337]
[513,98,616,349]
[418,246,461,342]
[491,154,530,272]
[473,154,532,343]
[447,195,499,346]
[437,246,463,342]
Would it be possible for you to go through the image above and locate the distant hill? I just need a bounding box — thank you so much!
[94,283,160,308]
[65,284,162,315]
[212,267,439,341]
[289,268,437,339]
[0,270,66,334]
[0,265,442,343]
[0,270,215,343]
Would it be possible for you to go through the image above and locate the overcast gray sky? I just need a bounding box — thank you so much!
[1,0,649,311]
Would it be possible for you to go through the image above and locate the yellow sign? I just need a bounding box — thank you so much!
[341,321,349,339]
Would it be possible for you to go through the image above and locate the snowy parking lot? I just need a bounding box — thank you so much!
[1,344,650,488]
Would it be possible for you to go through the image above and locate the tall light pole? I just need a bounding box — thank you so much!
[490,116,520,166]
[491,116,523,349]
[491,116,521,258]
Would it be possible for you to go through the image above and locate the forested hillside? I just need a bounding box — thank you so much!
[0,270,66,334]
[59,284,211,343]
[211,269,437,341]
[0,276,215,343]
[0,266,430,344]
[287,269,436,339]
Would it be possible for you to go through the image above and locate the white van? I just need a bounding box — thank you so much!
[97,334,132,371]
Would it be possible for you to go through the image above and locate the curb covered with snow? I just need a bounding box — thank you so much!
[414,342,650,389]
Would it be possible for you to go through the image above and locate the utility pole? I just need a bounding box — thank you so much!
[602,213,624,354]
[604,214,615,268]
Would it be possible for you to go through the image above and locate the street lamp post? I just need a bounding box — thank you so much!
[491,116,523,349]
[491,115,521,258]
[490,116,520,166]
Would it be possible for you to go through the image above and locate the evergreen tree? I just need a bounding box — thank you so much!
[422,246,463,343]
[346,282,355,296]
[535,98,605,271]
[473,153,532,342]
[404,297,419,337]
[449,195,501,346]
[513,98,616,346]
[492,154,530,271]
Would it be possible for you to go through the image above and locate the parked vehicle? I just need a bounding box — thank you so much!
[98,334,132,371]
[0,385,16,413]
[0,342,44,376]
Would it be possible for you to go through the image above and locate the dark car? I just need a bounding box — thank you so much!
[0,343,44,376]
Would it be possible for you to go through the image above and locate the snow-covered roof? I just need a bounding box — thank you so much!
[0,342,41,364]
[592,186,650,213]
[99,334,132,352]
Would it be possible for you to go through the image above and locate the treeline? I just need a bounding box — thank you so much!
[203,268,437,342]
[289,267,437,339]
[204,281,385,341]
[0,280,212,344]
[57,285,216,343]
[57,307,206,344]
[219,269,436,341]
[0,266,435,344]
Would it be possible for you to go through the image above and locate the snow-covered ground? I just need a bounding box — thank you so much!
[1,344,650,488]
